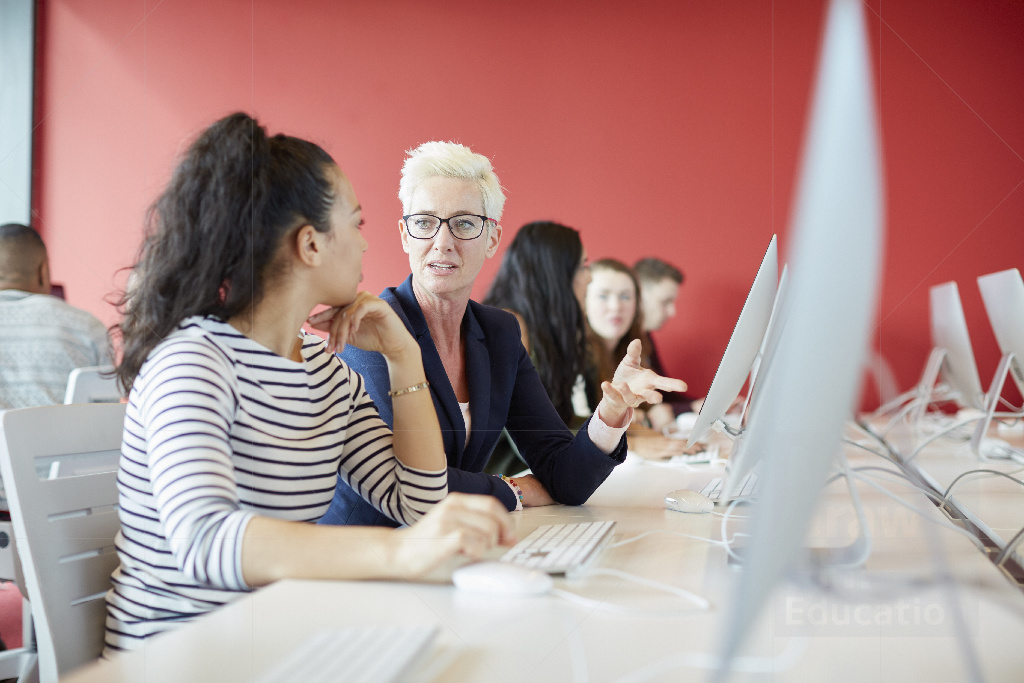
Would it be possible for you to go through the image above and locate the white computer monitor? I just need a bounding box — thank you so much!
[969,268,1024,453]
[63,365,120,404]
[736,265,790,433]
[715,0,883,674]
[976,268,1024,398]
[910,281,986,415]
[686,235,778,447]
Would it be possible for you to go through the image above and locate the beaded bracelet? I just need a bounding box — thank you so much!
[498,475,524,511]
[387,380,430,398]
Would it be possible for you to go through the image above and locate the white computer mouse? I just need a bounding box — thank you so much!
[451,561,553,596]
[664,489,714,514]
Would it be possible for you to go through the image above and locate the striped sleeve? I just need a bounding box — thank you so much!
[335,364,447,526]
[138,338,256,591]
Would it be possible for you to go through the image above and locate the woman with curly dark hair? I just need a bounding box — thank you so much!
[105,113,512,651]
[483,221,592,426]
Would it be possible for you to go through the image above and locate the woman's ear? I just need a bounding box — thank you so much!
[294,225,324,267]
[484,223,502,259]
[398,219,411,255]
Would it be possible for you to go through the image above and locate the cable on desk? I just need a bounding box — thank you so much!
[554,568,711,616]
[814,454,873,570]
[879,394,927,435]
[845,470,987,553]
[842,437,900,465]
[997,396,1023,414]
[845,466,949,508]
[709,510,751,519]
[720,498,750,563]
[608,528,746,550]
[903,414,985,463]
[939,469,1024,515]
[856,412,989,465]
[994,525,1024,568]
[852,417,904,463]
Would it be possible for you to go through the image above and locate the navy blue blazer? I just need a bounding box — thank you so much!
[318,275,627,527]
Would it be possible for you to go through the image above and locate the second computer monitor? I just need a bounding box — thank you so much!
[977,268,1024,400]
[928,281,985,410]
[686,234,778,447]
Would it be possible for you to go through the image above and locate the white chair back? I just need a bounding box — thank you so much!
[0,403,125,682]
[63,365,120,404]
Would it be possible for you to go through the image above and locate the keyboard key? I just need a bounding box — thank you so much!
[501,520,615,575]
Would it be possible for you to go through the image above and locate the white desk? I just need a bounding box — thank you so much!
[65,449,1024,682]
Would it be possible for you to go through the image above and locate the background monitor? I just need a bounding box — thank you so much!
[715,0,883,674]
[969,268,1024,453]
[976,268,1024,400]
[686,234,778,447]
[927,281,985,410]
[740,265,790,431]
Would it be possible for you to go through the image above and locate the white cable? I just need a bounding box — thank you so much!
[553,566,710,615]
[939,469,1024,513]
[830,454,873,568]
[842,437,899,464]
[997,396,1024,413]
[903,414,984,462]
[850,466,951,507]
[846,470,986,553]
[871,386,919,418]
[592,568,710,609]
[720,498,749,563]
[608,528,744,549]
[881,393,928,434]
[710,510,751,519]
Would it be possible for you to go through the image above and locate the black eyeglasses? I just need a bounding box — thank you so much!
[402,214,494,240]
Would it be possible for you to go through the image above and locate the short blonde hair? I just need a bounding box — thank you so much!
[398,141,506,221]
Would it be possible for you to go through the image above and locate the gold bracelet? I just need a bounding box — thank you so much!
[387,380,430,397]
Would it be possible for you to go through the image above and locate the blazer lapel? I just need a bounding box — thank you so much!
[463,304,491,461]
[393,277,468,464]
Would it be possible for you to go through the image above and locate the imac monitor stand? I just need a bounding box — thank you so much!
[919,281,986,412]
[970,268,1024,453]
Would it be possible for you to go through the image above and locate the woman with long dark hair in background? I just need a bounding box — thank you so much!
[484,221,592,427]
[106,113,512,651]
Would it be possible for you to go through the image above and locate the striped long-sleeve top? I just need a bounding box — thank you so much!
[104,316,447,651]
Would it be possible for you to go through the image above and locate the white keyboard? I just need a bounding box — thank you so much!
[668,444,720,465]
[500,520,616,575]
[700,472,759,502]
[255,624,438,683]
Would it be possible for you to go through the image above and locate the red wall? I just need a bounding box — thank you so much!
[32,0,1024,408]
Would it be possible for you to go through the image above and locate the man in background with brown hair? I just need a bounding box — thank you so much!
[634,257,696,427]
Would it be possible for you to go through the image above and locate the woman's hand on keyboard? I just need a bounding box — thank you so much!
[393,493,516,578]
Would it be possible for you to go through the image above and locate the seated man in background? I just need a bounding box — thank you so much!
[0,223,111,410]
[634,257,698,428]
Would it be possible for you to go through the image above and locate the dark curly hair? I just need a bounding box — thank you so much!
[484,221,587,425]
[115,112,336,393]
